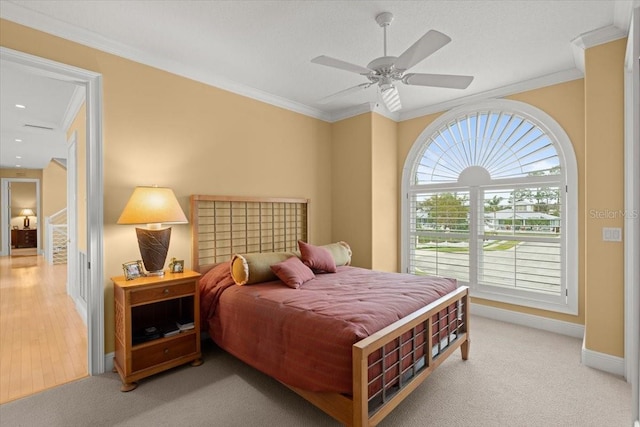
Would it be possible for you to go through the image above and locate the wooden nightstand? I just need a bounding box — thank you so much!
[112,270,202,391]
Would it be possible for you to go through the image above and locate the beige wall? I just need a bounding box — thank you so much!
[42,160,67,246]
[42,161,66,216]
[9,181,37,229]
[583,39,626,357]
[1,19,333,354]
[371,113,398,272]
[330,113,372,268]
[329,112,398,271]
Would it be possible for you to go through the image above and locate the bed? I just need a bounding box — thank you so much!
[191,195,469,426]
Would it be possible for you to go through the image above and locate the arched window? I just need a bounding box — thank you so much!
[402,99,578,314]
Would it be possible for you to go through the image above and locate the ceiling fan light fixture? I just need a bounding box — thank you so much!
[381,85,401,112]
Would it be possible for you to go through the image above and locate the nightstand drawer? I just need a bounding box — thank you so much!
[131,334,196,372]
[130,282,194,305]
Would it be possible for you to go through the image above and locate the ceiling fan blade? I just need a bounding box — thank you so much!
[403,73,474,89]
[380,85,402,112]
[311,55,372,75]
[394,30,451,72]
[317,83,371,104]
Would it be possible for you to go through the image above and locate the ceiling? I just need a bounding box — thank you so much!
[0,60,81,169]
[0,0,634,169]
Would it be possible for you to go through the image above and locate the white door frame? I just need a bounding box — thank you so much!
[0,178,40,255]
[0,47,105,375]
[624,6,640,425]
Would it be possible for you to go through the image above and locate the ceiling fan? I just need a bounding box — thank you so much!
[311,12,474,112]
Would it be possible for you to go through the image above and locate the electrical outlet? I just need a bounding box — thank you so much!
[602,227,622,242]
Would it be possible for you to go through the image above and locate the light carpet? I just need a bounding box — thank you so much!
[0,316,630,426]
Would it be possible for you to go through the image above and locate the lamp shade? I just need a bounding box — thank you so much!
[19,208,35,217]
[117,186,187,225]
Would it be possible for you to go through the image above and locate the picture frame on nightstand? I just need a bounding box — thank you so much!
[170,259,184,273]
[122,260,145,280]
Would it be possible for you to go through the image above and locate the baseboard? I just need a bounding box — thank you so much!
[105,352,114,373]
[581,343,625,377]
[470,302,585,338]
[471,303,627,377]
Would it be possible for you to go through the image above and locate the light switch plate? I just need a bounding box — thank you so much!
[602,227,622,242]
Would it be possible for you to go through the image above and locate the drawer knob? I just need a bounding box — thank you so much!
[164,348,169,355]
[163,288,169,294]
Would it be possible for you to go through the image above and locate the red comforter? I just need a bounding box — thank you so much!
[200,263,457,394]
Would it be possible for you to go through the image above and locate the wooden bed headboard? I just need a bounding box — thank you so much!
[190,195,309,273]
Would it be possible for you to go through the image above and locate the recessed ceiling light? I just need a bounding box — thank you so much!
[15,138,22,142]
[15,104,26,109]
[16,156,22,159]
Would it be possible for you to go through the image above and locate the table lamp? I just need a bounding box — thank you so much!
[117,186,188,276]
[20,208,34,229]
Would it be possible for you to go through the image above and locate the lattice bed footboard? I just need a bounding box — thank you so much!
[355,286,469,424]
[289,286,469,427]
[360,287,468,425]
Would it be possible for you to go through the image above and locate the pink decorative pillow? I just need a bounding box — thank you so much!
[298,240,337,273]
[270,256,315,289]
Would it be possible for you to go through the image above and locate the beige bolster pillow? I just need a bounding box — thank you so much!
[322,241,352,266]
[230,251,297,285]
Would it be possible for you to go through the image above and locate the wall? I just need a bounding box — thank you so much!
[329,112,399,271]
[0,19,333,355]
[583,38,626,357]
[10,181,36,227]
[371,113,398,272]
[42,161,66,216]
[331,113,372,268]
[42,160,66,246]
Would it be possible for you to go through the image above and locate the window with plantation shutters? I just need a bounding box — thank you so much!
[402,100,578,314]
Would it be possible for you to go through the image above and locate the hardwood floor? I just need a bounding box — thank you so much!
[0,253,87,404]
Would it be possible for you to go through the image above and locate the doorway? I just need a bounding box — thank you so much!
[0,47,104,380]
[2,178,40,256]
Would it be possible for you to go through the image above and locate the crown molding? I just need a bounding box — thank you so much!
[399,68,584,121]
[571,24,628,72]
[0,1,331,122]
[327,102,374,122]
[328,101,401,123]
[371,102,401,122]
